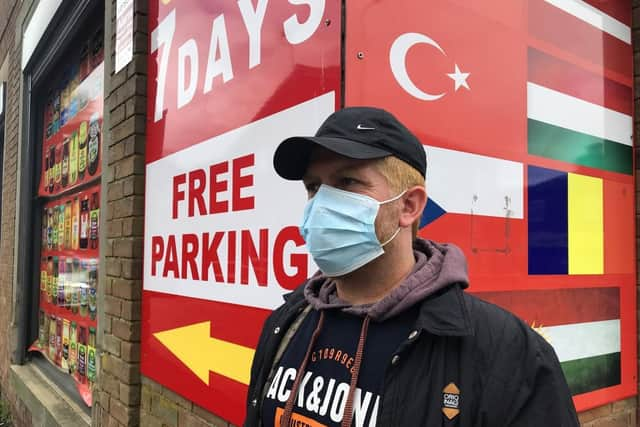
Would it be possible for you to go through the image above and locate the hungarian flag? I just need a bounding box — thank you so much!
[527,0,633,175]
[475,287,621,396]
[527,48,632,175]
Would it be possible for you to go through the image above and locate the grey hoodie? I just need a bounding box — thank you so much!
[303,238,469,321]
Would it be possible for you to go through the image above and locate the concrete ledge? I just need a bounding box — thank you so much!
[10,364,91,427]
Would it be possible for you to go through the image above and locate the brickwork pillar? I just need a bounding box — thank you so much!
[94,0,148,425]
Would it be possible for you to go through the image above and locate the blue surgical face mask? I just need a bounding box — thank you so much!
[300,184,405,277]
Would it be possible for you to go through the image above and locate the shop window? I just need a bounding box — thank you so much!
[23,7,104,409]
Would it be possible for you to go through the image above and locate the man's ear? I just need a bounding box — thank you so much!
[399,185,427,228]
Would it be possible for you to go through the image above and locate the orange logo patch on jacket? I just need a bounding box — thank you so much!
[442,382,460,420]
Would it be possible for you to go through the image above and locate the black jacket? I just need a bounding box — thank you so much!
[244,283,580,426]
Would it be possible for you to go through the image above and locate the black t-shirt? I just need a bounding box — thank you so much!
[262,307,418,427]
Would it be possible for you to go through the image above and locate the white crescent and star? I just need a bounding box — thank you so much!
[389,32,471,101]
[448,64,470,91]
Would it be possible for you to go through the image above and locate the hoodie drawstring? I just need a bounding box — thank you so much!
[279,312,371,427]
[341,315,371,427]
[280,311,326,426]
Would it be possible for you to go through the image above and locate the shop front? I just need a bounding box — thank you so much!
[0,1,637,427]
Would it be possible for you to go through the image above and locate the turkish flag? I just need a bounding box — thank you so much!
[344,0,528,163]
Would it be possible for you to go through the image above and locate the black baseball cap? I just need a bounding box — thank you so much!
[273,107,427,180]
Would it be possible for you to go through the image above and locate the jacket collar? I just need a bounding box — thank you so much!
[415,283,474,336]
[284,281,473,336]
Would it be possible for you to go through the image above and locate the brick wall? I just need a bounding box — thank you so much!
[141,377,231,427]
[93,0,148,425]
[577,398,637,427]
[0,0,31,426]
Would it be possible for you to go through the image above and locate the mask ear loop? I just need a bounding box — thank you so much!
[378,190,406,247]
[380,226,401,247]
[379,190,407,205]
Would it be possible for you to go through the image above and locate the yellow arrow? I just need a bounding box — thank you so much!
[154,321,255,385]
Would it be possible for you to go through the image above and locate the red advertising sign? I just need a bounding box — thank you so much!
[142,1,340,425]
[144,0,636,422]
[345,0,636,411]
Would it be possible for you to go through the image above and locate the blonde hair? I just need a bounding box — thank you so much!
[375,156,425,239]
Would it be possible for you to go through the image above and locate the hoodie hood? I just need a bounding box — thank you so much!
[304,238,468,321]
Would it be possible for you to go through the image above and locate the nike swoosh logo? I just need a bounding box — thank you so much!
[357,124,375,130]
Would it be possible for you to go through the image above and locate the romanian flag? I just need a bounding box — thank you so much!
[528,165,634,276]
[476,287,621,396]
[527,1,633,175]
[528,165,604,275]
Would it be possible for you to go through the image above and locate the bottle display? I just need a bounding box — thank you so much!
[64,201,72,249]
[57,205,64,251]
[70,130,78,185]
[62,319,70,371]
[44,152,49,189]
[57,257,65,307]
[77,326,87,383]
[87,327,96,386]
[51,257,58,305]
[55,317,63,366]
[80,197,89,249]
[48,315,56,360]
[46,257,53,301]
[51,206,58,250]
[34,31,102,409]
[48,146,55,193]
[47,208,53,250]
[40,257,47,293]
[54,145,62,186]
[90,192,99,250]
[78,121,88,180]
[80,274,88,318]
[88,261,97,320]
[87,113,100,176]
[71,258,80,314]
[72,196,79,250]
[61,138,69,187]
[39,40,102,196]
[52,92,60,134]
[33,186,100,400]
[65,258,73,310]
[42,209,48,247]
[69,321,77,374]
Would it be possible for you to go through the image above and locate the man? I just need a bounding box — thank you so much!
[244,107,579,427]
